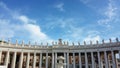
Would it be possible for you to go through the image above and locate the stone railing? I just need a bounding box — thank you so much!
[0,38,119,49]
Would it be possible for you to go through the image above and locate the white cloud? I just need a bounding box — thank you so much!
[0,2,9,11]
[105,1,117,19]
[44,17,102,44]
[80,0,120,40]
[55,3,65,12]
[80,0,119,28]
[0,1,51,43]
[63,26,101,44]
[80,0,90,4]
[68,27,83,39]
[18,15,36,24]
[98,0,118,27]
[84,35,101,44]
[44,18,75,29]
[23,23,48,41]
[43,17,85,42]
[0,19,14,38]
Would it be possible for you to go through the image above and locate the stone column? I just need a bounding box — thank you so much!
[97,51,101,68]
[11,52,17,68]
[111,51,116,68]
[85,52,88,68]
[19,52,23,68]
[39,53,42,68]
[91,52,94,68]
[67,52,69,68]
[64,52,66,68]
[119,50,120,60]
[73,52,75,68]
[55,52,57,68]
[26,52,30,68]
[0,50,2,64]
[79,52,82,68]
[52,53,54,68]
[46,52,48,68]
[104,51,108,68]
[5,51,9,67]
[33,52,36,68]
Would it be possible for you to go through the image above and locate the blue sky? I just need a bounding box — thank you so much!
[0,0,120,44]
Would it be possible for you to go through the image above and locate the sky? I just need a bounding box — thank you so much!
[0,0,120,45]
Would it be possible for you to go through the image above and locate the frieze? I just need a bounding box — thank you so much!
[0,38,120,52]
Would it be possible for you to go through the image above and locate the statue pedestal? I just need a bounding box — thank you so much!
[57,56,65,68]
[57,63,64,68]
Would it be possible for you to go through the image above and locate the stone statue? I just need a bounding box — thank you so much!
[58,39,62,45]
[116,37,119,42]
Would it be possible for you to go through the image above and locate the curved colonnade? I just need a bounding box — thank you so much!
[0,38,120,68]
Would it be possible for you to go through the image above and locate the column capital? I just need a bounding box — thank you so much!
[67,52,69,53]
[72,51,76,53]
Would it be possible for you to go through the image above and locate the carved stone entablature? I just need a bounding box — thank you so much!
[0,38,120,52]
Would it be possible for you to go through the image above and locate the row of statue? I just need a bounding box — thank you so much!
[0,38,119,46]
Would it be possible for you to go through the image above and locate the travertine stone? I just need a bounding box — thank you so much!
[0,38,119,68]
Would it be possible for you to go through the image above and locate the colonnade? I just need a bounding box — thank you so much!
[0,50,120,68]
[0,38,120,68]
